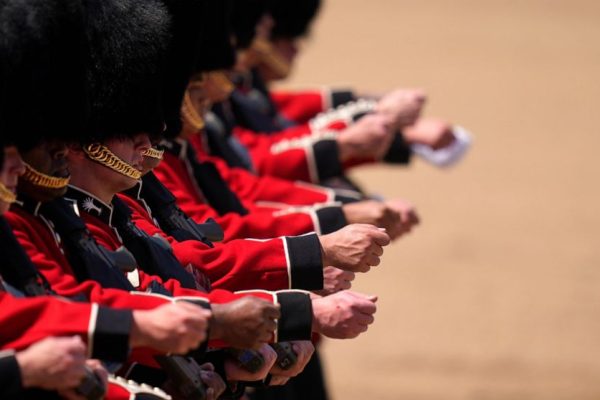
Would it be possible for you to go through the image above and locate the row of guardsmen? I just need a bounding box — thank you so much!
[0,0,469,399]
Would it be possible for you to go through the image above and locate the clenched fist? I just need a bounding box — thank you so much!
[343,200,405,240]
[316,266,355,295]
[224,344,277,382]
[320,224,391,272]
[15,336,87,390]
[402,118,455,150]
[337,114,396,161]
[385,198,420,236]
[376,88,426,130]
[211,297,281,349]
[131,302,211,354]
[312,291,378,339]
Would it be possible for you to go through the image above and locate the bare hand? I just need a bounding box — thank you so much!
[211,297,281,349]
[312,291,377,339]
[224,344,277,381]
[269,341,314,380]
[131,302,212,354]
[15,336,87,390]
[343,200,405,239]
[336,114,396,161]
[384,198,420,236]
[403,118,455,150]
[199,363,227,400]
[58,359,108,400]
[376,88,426,130]
[320,224,391,272]
[315,266,355,295]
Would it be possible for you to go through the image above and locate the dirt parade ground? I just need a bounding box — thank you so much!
[279,1,600,399]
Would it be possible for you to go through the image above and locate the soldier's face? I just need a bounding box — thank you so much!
[19,140,70,202]
[102,133,151,191]
[0,146,25,213]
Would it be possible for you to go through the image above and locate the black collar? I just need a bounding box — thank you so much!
[160,138,187,160]
[14,194,43,217]
[64,185,114,226]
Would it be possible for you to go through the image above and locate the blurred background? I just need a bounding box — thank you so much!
[278,0,600,399]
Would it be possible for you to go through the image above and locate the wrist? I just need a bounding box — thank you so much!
[318,235,332,267]
[335,137,353,162]
[310,298,323,333]
[130,311,150,348]
[208,303,224,340]
[15,351,35,388]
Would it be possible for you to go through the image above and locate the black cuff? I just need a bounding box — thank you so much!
[383,131,412,164]
[313,139,343,182]
[331,90,356,108]
[276,292,313,341]
[285,235,324,290]
[92,307,133,362]
[0,354,24,398]
[316,206,347,234]
[333,192,363,204]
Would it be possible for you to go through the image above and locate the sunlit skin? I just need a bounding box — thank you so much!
[67,134,150,204]
[0,146,26,214]
[18,139,71,202]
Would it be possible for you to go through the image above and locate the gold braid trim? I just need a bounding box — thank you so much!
[182,91,205,131]
[142,147,164,160]
[84,143,142,180]
[0,182,17,204]
[206,71,234,95]
[22,163,70,189]
[252,38,292,78]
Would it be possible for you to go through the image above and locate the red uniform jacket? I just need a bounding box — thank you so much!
[0,291,132,362]
[271,89,356,125]
[64,186,314,343]
[154,138,347,239]
[120,192,324,292]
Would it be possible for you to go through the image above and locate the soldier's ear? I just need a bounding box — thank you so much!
[66,143,85,160]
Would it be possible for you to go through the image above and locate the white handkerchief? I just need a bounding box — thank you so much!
[411,125,472,168]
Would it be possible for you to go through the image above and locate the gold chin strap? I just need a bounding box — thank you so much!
[252,38,292,79]
[0,182,17,204]
[84,143,142,180]
[22,163,70,190]
[206,71,235,96]
[182,91,205,131]
[142,147,164,161]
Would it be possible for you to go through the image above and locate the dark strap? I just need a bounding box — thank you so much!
[0,217,52,296]
[137,172,224,243]
[40,198,136,291]
[183,143,248,216]
[110,197,200,291]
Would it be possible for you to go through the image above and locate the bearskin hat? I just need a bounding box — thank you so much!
[82,0,170,142]
[161,0,207,138]
[0,0,88,151]
[268,0,322,40]
[230,0,267,49]
[195,0,236,72]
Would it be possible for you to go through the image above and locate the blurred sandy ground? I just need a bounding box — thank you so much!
[279,0,600,399]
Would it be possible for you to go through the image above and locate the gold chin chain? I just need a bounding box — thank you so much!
[22,163,70,189]
[182,91,205,131]
[252,38,291,79]
[0,182,17,204]
[142,147,164,160]
[206,71,235,96]
[84,143,142,180]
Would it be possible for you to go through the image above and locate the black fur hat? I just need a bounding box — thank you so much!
[82,0,170,142]
[161,0,207,139]
[230,0,267,49]
[0,0,88,150]
[268,0,322,40]
[195,0,236,72]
